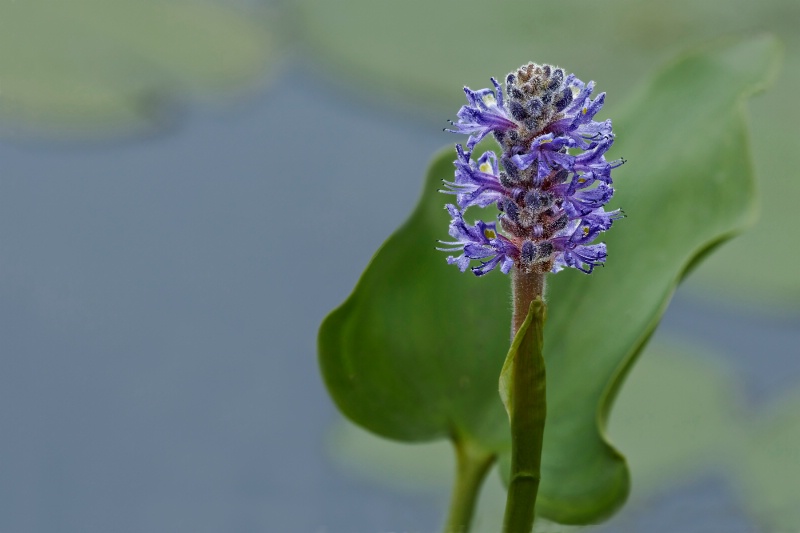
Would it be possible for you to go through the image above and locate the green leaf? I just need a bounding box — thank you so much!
[0,0,273,137]
[318,36,779,524]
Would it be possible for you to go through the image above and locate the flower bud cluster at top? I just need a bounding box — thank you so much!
[439,63,624,276]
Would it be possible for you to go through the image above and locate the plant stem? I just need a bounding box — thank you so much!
[502,270,547,533]
[511,270,544,336]
[442,438,496,533]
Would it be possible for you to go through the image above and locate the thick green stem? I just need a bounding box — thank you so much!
[502,270,547,533]
[442,438,496,533]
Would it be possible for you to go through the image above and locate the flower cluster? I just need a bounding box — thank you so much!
[440,63,624,276]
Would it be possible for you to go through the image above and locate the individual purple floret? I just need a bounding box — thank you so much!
[441,62,625,276]
[446,78,518,151]
[438,205,517,276]
[441,144,508,209]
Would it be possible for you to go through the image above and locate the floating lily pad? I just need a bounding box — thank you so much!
[0,0,273,137]
[318,36,779,524]
[739,391,800,531]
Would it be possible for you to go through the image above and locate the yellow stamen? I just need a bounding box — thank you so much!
[484,228,497,239]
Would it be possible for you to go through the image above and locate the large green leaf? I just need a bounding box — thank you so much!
[0,0,273,136]
[318,36,779,524]
[297,0,800,307]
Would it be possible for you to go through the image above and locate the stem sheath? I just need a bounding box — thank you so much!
[502,270,546,533]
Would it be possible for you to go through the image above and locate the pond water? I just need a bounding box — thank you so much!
[0,63,796,532]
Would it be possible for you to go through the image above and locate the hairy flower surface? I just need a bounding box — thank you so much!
[441,63,624,276]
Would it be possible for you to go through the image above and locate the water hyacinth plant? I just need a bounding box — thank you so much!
[318,36,779,533]
[439,63,624,532]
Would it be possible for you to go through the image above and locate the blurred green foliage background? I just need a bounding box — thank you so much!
[0,0,274,136]
[4,0,795,302]
[1,0,798,531]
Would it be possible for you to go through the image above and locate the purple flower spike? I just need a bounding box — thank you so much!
[441,62,625,276]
